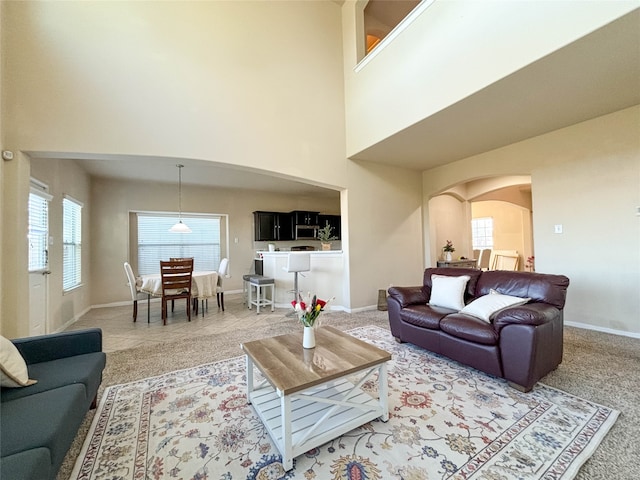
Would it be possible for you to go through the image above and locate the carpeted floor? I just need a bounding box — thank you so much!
[58,305,640,479]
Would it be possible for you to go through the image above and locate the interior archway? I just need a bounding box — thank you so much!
[428,176,532,270]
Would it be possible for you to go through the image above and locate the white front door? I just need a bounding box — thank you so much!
[29,270,49,335]
[28,181,52,336]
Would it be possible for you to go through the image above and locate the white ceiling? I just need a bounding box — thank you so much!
[33,153,341,198]
[57,8,638,194]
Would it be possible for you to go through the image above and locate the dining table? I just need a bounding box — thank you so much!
[137,270,218,320]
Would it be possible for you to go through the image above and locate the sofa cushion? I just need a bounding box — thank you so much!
[429,274,470,311]
[475,271,570,309]
[424,267,482,298]
[440,314,499,345]
[400,304,453,330]
[0,448,52,480]
[1,384,86,471]
[0,352,106,406]
[0,335,37,388]
[459,290,531,322]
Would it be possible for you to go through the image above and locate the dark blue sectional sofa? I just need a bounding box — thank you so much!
[0,328,106,480]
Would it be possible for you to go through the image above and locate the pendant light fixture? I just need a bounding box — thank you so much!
[169,164,192,233]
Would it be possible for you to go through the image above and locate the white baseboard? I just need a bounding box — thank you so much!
[51,305,92,334]
[66,301,640,340]
[346,305,380,314]
[87,299,381,316]
[92,298,162,309]
[565,321,640,339]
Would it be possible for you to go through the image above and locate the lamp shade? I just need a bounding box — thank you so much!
[169,220,192,233]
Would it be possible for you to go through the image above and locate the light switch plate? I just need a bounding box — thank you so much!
[554,224,563,234]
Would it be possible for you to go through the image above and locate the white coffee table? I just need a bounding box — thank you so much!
[241,326,391,471]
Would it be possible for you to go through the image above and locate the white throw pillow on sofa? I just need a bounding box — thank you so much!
[429,274,471,311]
[0,335,37,388]
[460,289,531,322]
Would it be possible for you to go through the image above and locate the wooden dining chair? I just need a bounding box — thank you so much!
[170,257,193,264]
[160,259,194,325]
[170,257,196,312]
[492,253,520,271]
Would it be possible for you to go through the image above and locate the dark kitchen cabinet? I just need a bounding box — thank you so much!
[318,214,341,240]
[291,210,319,226]
[253,211,293,241]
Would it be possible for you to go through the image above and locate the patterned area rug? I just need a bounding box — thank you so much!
[70,326,618,480]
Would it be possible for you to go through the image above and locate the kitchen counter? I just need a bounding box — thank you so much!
[259,251,345,310]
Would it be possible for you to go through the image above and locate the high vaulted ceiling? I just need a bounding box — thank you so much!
[65,7,639,192]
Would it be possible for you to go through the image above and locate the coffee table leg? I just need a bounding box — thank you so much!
[281,395,293,470]
[246,356,254,404]
[379,363,389,422]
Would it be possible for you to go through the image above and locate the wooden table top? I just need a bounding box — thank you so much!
[241,326,392,395]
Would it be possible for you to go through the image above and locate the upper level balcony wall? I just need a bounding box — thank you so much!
[342,0,638,160]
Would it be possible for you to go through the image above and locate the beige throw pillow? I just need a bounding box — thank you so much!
[0,335,37,388]
[460,289,531,322]
[429,274,471,311]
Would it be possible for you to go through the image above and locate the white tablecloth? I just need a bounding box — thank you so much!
[139,271,218,300]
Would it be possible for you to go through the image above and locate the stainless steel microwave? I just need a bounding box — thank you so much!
[295,225,318,240]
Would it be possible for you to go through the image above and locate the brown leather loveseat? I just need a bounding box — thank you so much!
[387,268,570,392]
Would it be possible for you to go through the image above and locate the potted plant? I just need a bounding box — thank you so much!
[442,240,455,261]
[317,224,337,251]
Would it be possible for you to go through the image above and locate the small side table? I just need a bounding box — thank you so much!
[436,259,478,269]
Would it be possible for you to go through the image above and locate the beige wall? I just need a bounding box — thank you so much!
[2,1,347,186]
[29,159,92,333]
[90,175,340,307]
[3,154,342,336]
[0,0,4,335]
[0,0,351,337]
[345,160,424,309]
[343,0,637,156]
[424,106,640,335]
[0,153,31,338]
[3,1,636,340]
[1,0,427,338]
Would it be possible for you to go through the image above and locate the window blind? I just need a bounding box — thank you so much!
[63,197,82,290]
[137,214,221,275]
[28,191,50,271]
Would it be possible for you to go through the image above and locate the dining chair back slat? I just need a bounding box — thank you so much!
[160,259,194,325]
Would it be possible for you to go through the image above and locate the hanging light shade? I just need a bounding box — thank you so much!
[169,164,192,233]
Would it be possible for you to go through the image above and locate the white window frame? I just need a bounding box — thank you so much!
[63,195,83,291]
[471,217,494,250]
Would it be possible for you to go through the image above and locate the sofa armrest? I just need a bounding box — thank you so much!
[12,328,103,365]
[493,303,560,331]
[387,286,429,308]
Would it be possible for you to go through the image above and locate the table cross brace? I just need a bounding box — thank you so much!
[293,366,380,446]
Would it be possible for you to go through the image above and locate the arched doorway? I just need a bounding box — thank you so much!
[428,176,533,270]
